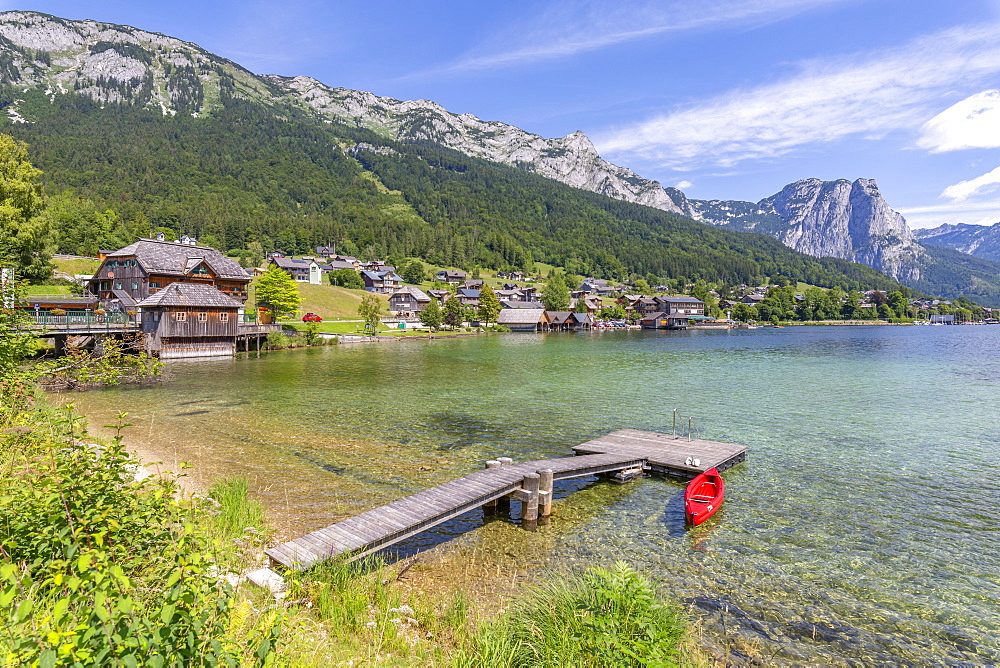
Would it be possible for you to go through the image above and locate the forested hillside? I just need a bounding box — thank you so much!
[3,88,906,292]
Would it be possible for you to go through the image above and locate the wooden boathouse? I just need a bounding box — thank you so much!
[266,429,747,571]
[135,282,243,359]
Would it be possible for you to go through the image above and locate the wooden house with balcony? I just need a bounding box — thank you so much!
[388,286,431,316]
[361,270,403,294]
[87,238,251,311]
[135,283,243,359]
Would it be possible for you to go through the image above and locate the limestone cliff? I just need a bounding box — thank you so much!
[690,179,925,281]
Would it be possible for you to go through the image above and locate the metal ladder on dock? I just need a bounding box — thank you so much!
[671,408,701,441]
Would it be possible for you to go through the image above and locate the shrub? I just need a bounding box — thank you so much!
[0,410,282,666]
[266,330,291,349]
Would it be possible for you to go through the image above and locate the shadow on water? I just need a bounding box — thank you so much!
[424,411,507,450]
[375,476,628,563]
[292,452,346,475]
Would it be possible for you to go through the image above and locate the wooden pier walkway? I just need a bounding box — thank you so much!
[266,429,747,571]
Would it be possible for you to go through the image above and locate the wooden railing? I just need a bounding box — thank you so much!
[26,311,138,326]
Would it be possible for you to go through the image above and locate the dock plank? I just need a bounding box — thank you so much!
[265,429,748,570]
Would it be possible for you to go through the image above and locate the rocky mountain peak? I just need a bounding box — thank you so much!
[694,177,923,281]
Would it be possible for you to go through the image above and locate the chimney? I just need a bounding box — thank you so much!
[156,232,165,242]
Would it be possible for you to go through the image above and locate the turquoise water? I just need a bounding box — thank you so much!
[68,326,1000,664]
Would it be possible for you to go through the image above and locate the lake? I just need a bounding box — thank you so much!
[66,325,1000,664]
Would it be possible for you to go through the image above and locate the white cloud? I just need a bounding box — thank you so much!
[594,24,1000,169]
[675,180,694,189]
[898,198,1000,228]
[941,165,1000,201]
[413,0,848,77]
[918,90,1000,152]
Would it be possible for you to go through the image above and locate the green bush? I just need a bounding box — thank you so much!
[0,409,282,666]
[266,330,291,349]
[303,321,320,346]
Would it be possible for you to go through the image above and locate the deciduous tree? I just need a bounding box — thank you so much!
[329,268,363,289]
[418,298,443,330]
[401,260,427,285]
[358,293,384,335]
[0,135,54,281]
[443,296,464,328]
[254,265,301,317]
[477,284,501,323]
[541,273,571,311]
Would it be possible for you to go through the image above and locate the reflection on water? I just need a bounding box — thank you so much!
[67,326,1000,664]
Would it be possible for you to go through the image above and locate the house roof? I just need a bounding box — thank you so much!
[361,270,402,281]
[107,238,248,281]
[658,296,705,304]
[639,311,668,322]
[547,311,573,324]
[136,282,243,309]
[390,286,431,302]
[111,288,136,307]
[272,257,313,269]
[500,300,545,309]
[325,260,357,271]
[497,309,547,324]
[458,288,481,298]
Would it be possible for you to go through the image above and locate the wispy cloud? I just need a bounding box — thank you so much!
[898,198,1000,228]
[941,165,1000,201]
[409,0,848,78]
[918,89,1000,152]
[595,24,1000,169]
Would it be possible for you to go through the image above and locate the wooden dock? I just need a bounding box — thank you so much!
[266,429,747,571]
[572,428,747,478]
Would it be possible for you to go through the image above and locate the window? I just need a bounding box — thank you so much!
[114,282,122,290]
[219,312,229,323]
[198,312,208,323]
[149,281,160,289]
[175,311,187,322]
[131,282,139,291]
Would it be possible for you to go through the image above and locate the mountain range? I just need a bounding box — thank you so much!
[915,223,1000,263]
[1,10,999,304]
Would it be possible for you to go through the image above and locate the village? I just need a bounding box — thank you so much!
[19,236,997,360]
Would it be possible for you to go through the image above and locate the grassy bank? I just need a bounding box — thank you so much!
[1,398,705,665]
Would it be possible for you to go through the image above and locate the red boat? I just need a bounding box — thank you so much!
[684,468,724,525]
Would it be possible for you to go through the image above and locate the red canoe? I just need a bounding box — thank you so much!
[684,467,724,525]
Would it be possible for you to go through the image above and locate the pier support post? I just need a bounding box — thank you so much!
[496,457,513,513]
[538,468,553,518]
[522,472,540,525]
[483,460,501,513]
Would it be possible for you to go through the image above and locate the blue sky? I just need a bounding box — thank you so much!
[7,0,1000,228]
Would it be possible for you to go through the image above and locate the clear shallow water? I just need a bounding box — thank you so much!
[68,326,1000,664]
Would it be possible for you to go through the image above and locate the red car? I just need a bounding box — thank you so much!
[302,313,322,322]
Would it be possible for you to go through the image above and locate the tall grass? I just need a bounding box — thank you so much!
[206,476,266,540]
[459,561,687,667]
